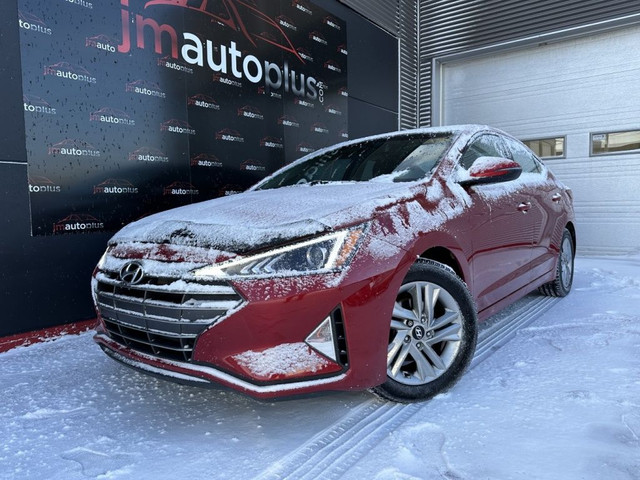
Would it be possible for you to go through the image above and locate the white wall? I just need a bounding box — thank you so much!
[440,25,640,255]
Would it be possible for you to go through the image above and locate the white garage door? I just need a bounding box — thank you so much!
[441,25,640,255]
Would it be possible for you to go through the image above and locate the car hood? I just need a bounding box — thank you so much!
[110,181,416,253]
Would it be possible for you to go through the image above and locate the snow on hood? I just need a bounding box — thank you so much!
[110,181,418,253]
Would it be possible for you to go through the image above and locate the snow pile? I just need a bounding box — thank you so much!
[1,256,638,479]
[110,181,415,252]
[232,343,329,379]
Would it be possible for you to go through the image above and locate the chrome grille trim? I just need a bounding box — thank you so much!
[95,274,244,362]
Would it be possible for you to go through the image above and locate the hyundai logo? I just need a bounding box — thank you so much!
[119,262,144,285]
[412,325,426,341]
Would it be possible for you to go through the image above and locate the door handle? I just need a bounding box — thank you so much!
[517,202,531,213]
[551,193,562,202]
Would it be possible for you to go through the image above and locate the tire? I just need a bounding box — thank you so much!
[371,259,478,403]
[539,228,574,297]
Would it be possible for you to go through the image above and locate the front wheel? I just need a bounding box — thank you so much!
[371,259,478,403]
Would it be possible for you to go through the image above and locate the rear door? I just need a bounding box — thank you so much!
[501,136,561,283]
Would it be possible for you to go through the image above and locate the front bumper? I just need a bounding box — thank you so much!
[95,332,349,397]
[93,233,412,399]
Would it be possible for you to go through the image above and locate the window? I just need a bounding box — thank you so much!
[503,137,543,174]
[591,130,640,155]
[459,134,507,169]
[522,137,565,159]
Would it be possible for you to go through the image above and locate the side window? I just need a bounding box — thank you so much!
[459,134,507,169]
[503,137,543,173]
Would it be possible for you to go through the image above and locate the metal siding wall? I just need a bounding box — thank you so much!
[398,0,419,129]
[338,0,399,34]
[339,0,421,129]
[419,0,640,126]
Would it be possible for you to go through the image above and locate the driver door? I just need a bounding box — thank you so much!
[458,134,535,313]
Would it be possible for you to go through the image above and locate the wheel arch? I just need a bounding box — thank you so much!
[418,246,467,284]
[565,221,577,253]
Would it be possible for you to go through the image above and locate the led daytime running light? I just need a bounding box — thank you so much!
[193,226,366,279]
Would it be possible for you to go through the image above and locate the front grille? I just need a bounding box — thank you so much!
[96,274,244,362]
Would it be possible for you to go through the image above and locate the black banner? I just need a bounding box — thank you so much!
[18,0,348,235]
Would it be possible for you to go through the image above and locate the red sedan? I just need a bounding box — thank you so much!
[93,125,575,402]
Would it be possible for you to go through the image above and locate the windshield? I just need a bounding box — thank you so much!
[256,133,454,190]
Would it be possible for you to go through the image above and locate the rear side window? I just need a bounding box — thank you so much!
[459,134,507,169]
[503,137,543,173]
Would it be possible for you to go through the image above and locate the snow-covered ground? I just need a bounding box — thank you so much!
[1,256,639,480]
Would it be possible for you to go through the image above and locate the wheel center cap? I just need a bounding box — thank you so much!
[412,325,426,340]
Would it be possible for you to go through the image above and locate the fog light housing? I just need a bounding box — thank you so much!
[305,316,337,362]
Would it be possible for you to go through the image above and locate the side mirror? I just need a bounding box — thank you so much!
[458,156,522,187]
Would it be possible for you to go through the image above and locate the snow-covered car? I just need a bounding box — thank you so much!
[92,125,576,402]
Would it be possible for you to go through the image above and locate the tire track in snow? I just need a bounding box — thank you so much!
[256,294,561,480]
[471,295,561,368]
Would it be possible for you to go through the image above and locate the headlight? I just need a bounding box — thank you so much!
[96,247,112,270]
[193,226,367,279]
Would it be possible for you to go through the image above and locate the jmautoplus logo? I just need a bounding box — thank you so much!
[325,104,343,116]
[338,44,348,56]
[126,80,166,98]
[44,62,97,84]
[86,34,118,53]
[191,153,222,168]
[323,16,342,30]
[163,181,199,195]
[339,87,349,97]
[240,160,266,172]
[293,0,313,15]
[309,31,327,46]
[295,98,314,108]
[161,119,196,135]
[158,55,194,74]
[90,107,135,126]
[116,0,321,100]
[260,137,283,149]
[53,214,104,234]
[142,0,304,61]
[339,129,349,139]
[277,15,297,31]
[297,142,315,153]
[188,93,220,110]
[237,105,263,120]
[93,178,138,194]
[324,60,342,73]
[257,86,282,99]
[65,0,93,9]
[213,73,242,88]
[129,146,169,162]
[48,139,100,157]
[28,175,61,193]
[23,94,56,115]
[311,123,329,134]
[18,11,52,35]
[220,184,243,196]
[296,48,313,62]
[216,128,244,143]
[278,115,300,128]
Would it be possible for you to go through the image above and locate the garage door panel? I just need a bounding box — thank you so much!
[442,25,640,254]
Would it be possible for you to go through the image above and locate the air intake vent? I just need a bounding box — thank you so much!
[331,308,349,367]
